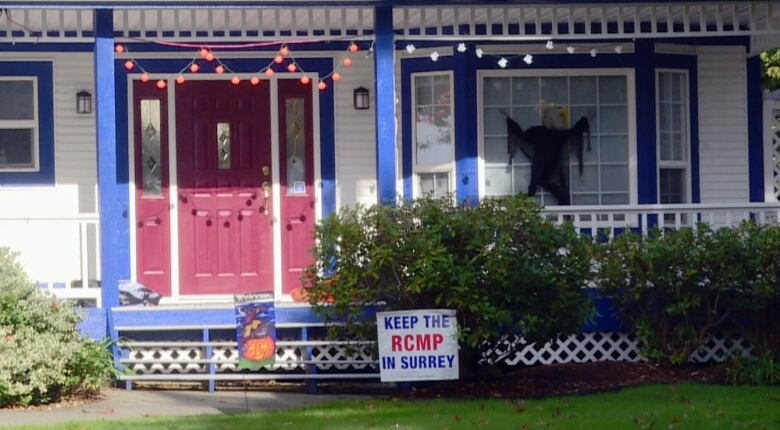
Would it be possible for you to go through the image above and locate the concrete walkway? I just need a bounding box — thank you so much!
[0,388,368,427]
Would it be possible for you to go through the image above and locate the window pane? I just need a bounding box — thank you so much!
[415,108,452,166]
[660,168,686,204]
[0,81,34,120]
[415,76,433,105]
[484,137,510,164]
[599,76,627,104]
[433,75,450,104]
[601,165,629,192]
[140,99,162,195]
[511,77,539,105]
[659,132,672,161]
[601,193,629,205]
[483,107,507,135]
[485,166,512,196]
[572,193,598,205]
[599,135,628,163]
[570,77,597,105]
[599,106,628,133]
[483,77,510,105]
[513,165,531,195]
[285,99,306,192]
[571,164,598,192]
[418,172,449,198]
[217,122,231,170]
[0,129,34,168]
[540,77,567,104]
[511,106,540,129]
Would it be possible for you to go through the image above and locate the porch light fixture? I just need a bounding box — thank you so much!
[353,87,369,110]
[76,90,92,114]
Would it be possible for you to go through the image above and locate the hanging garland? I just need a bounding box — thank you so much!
[116,38,368,91]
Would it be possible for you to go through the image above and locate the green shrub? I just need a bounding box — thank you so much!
[727,348,780,386]
[304,195,594,371]
[0,247,114,406]
[596,222,780,365]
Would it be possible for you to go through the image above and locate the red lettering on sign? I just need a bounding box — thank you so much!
[391,335,402,352]
[433,333,444,350]
[415,334,431,350]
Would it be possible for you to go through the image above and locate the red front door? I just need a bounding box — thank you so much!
[176,81,274,295]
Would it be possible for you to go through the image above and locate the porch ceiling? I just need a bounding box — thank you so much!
[1,2,780,43]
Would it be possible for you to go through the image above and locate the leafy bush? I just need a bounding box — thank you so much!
[0,248,114,406]
[304,195,594,371]
[727,348,780,386]
[596,222,780,365]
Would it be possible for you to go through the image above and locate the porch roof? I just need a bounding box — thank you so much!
[2,2,780,44]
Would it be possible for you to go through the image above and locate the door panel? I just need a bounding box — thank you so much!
[278,80,316,295]
[177,81,273,295]
[133,82,171,296]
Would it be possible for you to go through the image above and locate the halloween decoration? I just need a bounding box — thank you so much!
[118,280,161,306]
[234,293,277,369]
[504,109,591,205]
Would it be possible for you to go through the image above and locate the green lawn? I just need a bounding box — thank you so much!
[18,383,780,430]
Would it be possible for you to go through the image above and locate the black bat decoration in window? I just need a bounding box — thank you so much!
[504,112,591,206]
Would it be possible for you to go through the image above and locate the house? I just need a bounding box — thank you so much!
[1,0,779,386]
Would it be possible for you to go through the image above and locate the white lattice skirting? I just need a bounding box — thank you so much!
[126,339,376,375]
[124,332,752,375]
[481,332,753,367]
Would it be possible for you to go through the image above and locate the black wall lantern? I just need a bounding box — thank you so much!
[76,90,92,114]
[353,86,369,110]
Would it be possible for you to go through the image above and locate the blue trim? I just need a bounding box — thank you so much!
[96,10,122,313]
[455,51,479,204]
[0,43,94,51]
[374,6,397,205]
[400,56,455,200]
[0,61,54,186]
[635,40,657,204]
[79,308,108,340]
[654,53,700,203]
[747,56,765,203]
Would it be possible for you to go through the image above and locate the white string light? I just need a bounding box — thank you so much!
[523,54,534,65]
[430,51,440,62]
[457,43,467,53]
[405,43,416,54]
[546,40,554,50]
[566,46,575,54]
[497,57,508,68]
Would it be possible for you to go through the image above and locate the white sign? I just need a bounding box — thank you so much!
[376,309,459,382]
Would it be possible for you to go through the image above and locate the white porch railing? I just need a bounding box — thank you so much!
[0,215,101,307]
[542,202,780,239]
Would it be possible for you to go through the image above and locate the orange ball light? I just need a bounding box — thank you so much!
[250,76,260,86]
[349,42,359,52]
[332,72,341,81]
[280,46,290,57]
[176,75,186,85]
[140,73,150,83]
[318,81,327,90]
[231,76,240,85]
[124,60,134,71]
[114,44,124,54]
[189,63,200,73]
[343,57,352,67]
[215,65,225,74]
[287,63,297,73]
[205,52,215,62]
[199,48,209,58]
[274,55,284,64]
[264,68,275,77]
[300,75,310,85]
[156,79,166,89]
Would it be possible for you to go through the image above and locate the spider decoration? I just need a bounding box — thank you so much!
[504,110,591,206]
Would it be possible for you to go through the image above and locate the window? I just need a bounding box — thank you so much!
[481,71,633,206]
[413,72,454,198]
[0,78,38,171]
[656,70,689,204]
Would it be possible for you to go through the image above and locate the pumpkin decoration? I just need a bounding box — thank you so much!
[243,336,275,361]
[290,287,309,303]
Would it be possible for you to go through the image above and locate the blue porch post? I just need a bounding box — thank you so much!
[94,9,121,366]
[747,55,765,202]
[374,6,397,205]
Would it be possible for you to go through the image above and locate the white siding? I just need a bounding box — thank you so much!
[697,45,750,203]
[0,52,96,284]
[334,56,378,208]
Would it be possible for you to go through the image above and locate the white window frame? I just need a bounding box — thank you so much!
[476,68,638,206]
[0,76,39,172]
[655,69,691,204]
[411,71,456,198]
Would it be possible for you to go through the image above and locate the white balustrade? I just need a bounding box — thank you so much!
[0,215,101,307]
